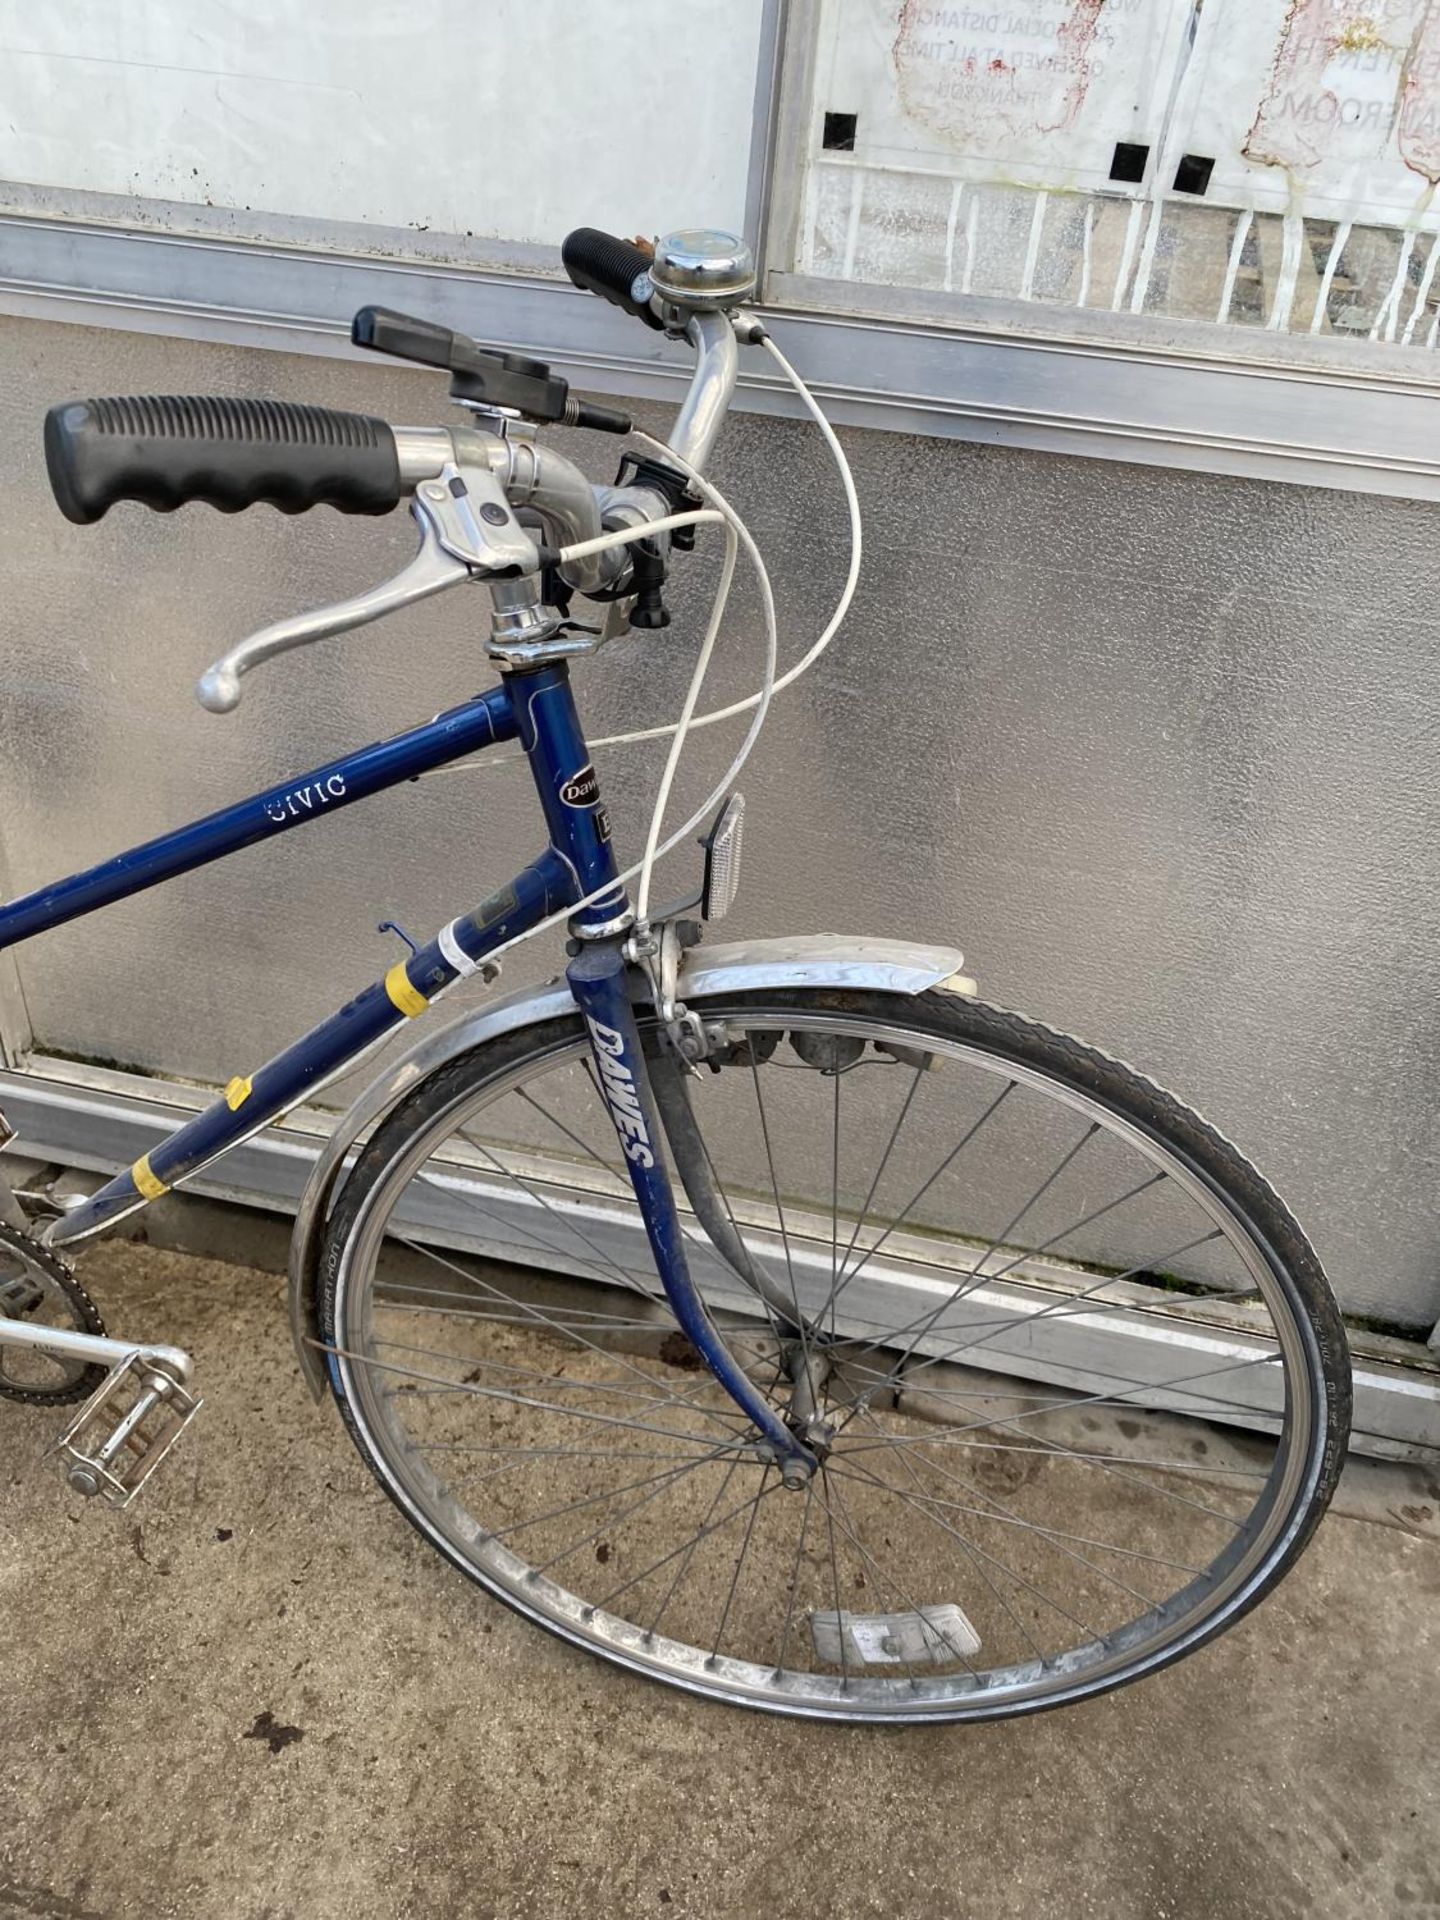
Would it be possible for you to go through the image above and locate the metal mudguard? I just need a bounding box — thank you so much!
[288,933,969,1398]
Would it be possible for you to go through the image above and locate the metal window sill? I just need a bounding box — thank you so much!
[3,210,1440,499]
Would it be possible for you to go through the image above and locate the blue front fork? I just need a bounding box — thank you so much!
[565,939,816,1481]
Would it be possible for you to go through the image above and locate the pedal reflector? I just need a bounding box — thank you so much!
[49,1351,202,1508]
[810,1604,981,1667]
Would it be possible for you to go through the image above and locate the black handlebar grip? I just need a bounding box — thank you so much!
[44,396,403,525]
[561,229,664,331]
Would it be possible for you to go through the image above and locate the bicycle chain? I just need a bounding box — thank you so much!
[0,1221,108,1406]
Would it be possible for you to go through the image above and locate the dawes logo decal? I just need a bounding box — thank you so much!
[559,764,600,808]
[585,1017,654,1167]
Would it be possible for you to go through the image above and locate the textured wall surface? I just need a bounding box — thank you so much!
[0,315,1437,1326]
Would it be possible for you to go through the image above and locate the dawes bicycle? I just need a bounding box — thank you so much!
[0,227,1350,1723]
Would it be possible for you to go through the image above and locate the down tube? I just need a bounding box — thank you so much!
[48,847,577,1248]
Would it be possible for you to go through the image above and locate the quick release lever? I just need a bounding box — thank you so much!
[351,307,632,436]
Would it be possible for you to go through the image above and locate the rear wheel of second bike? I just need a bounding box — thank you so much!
[319,984,1350,1723]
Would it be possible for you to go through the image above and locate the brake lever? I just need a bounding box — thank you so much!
[195,465,540,713]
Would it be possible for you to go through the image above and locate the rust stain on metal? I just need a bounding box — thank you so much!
[1337,14,1386,52]
[1046,0,1106,133]
[890,0,1106,152]
[1243,0,1440,184]
[1397,9,1440,182]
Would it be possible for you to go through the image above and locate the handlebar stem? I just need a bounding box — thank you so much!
[497,437,627,596]
[666,310,739,476]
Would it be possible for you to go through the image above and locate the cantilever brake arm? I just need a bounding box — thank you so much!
[195,464,541,713]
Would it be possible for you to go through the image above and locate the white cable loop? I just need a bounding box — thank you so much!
[420,332,861,973]
[455,495,774,974]
[556,508,724,564]
[635,511,737,919]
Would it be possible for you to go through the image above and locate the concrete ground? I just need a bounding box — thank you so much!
[1,1237,1438,1920]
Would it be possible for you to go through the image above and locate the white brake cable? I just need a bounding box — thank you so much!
[451,478,777,974]
[429,336,860,775]
[553,507,725,564]
[424,332,861,972]
[633,509,738,919]
[613,334,862,746]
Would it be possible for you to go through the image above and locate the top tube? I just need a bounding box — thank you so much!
[0,687,516,953]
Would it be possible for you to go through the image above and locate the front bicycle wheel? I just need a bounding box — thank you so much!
[319,984,1349,1723]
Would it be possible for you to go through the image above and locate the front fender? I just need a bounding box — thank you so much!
[288,932,970,1399]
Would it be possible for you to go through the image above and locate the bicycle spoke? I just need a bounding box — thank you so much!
[816,1471,850,1690]
[848,1362,1268,1525]
[829,1062,926,1298]
[323,1338,756,1451]
[844,1172,1176,1390]
[827,1078,1017,1317]
[375,1286,666,1333]
[834,1129,1137,1401]
[590,1478,784,1615]
[522,1073,791,1345]
[822,1468,967,1683]
[830,1227,1226,1379]
[828,1072,842,1343]
[835,1432,1268,1479]
[377,1340,751,1428]
[388,1235,697,1410]
[647,1455,746,1641]
[414,1441,722,1463]
[408,1161,653,1303]
[513,1448,736,1562]
[773,1477,817,1676]
[709,1462,773,1662]
[451,1129,660,1304]
[749,1054,812,1384]
[847,1407,1171,1607]
[835,1444,1206,1575]
[668,1064,800,1357]
[836,1450,1100,1640]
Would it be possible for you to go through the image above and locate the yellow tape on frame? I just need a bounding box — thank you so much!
[385,962,428,1019]
[132,1154,169,1200]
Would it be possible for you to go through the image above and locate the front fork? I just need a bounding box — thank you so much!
[565,938,817,1485]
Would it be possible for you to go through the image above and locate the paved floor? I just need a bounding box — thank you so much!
[1,1240,1437,1920]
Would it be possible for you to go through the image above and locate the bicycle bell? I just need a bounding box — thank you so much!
[647,230,756,310]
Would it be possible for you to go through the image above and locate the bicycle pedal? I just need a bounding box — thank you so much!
[810,1604,981,1668]
[49,1351,202,1508]
[0,1271,45,1316]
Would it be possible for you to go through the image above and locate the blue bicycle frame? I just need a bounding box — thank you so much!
[20,663,812,1470]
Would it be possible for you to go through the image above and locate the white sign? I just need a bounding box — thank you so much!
[1175,0,1440,222]
[797,0,1440,342]
[810,0,1194,192]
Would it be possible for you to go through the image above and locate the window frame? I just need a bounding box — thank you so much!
[4,0,1440,501]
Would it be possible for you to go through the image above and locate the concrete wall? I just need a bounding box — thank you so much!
[1,313,1437,1328]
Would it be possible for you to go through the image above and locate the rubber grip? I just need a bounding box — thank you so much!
[44,396,403,525]
[561,229,664,331]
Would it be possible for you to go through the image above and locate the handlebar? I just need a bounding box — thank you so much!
[43,225,757,710]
